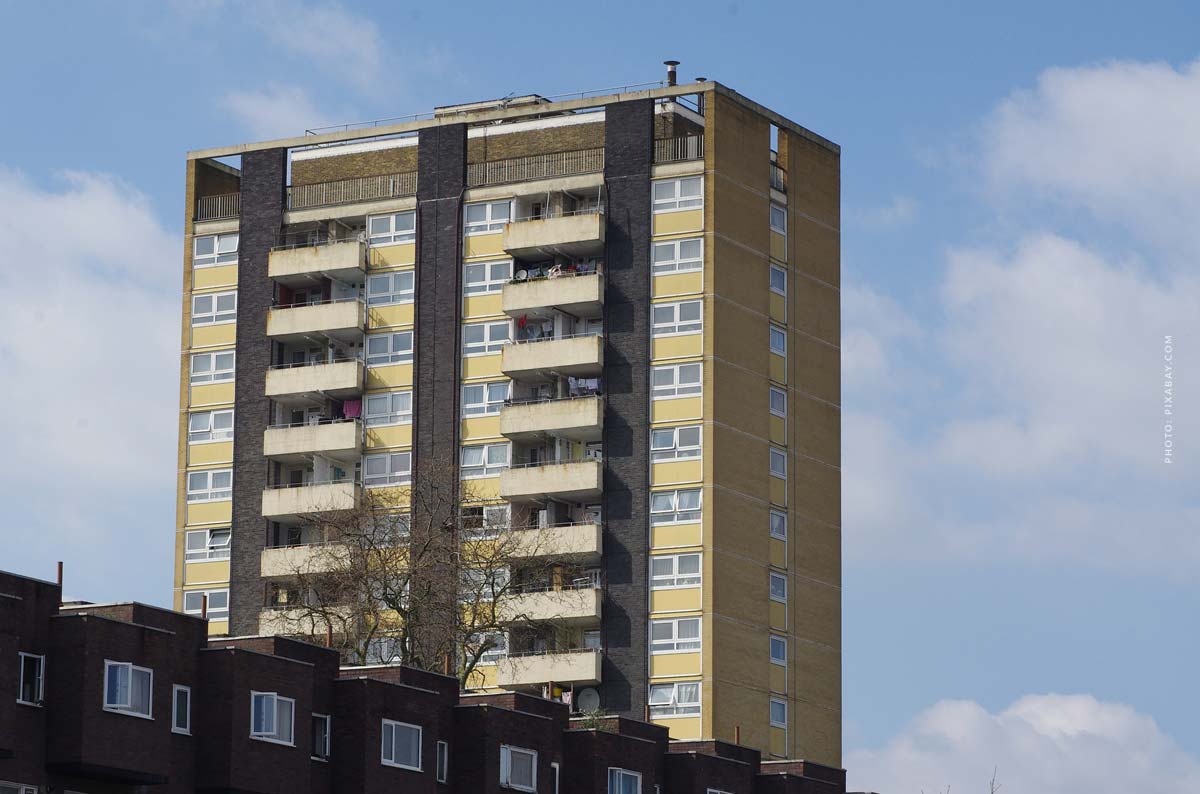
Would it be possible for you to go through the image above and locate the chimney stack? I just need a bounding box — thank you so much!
[664,60,680,87]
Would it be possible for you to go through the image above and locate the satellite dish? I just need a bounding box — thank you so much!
[515,270,528,281]
[576,687,601,713]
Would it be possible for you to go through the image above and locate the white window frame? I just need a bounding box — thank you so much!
[769,264,787,297]
[769,509,787,542]
[0,783,38,794]
[652,176,703,213]
[649,488,702,525]
[462,381,510,417]
[172,684,191,734]
[769,572,788,604]
[769,697,788,729]
[437,740,450,783]
[368,211,416,245]
[183,588,229,620]
[381,718,422,770]
[609,768,642,794]
[184,528,231,562]
[186,468,232,502]
[552,761,561,794]
[500,744,538,792]
[650,425,701,462]
[193,232,239,268]
[769,324,787,356]
[365,391,413,427]
[770,635,787,667]
[103,660,153,719]
[464,259,513,295]
[651,362,702,400]
[250,691,295,745]
[770,447,787,479]
[464,200,511,235]
[463,320,511,356]
[460,442,510,479]
[769,386,787,419]
[311,713,331,760]
[652,237,703,275]
[190,350,235,384]
[188,409,234,444]
[651,300,703,337]
[650,617,701,654]
[366,270,415,306]
[649,553,701,589]
[17,652,44,706]
[648,681,701,718]
[366,331,414,366]
[191,290,237,325]
[770,203,787,236]
[364,452,412,488]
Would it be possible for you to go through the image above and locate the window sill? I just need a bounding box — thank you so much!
[381,760,423,772]
[250,735,296,747]
[311,755,329,763]
[16,699,43,708]
[103,706,154,720]
[172,727,192,736]
[651,393,703,402]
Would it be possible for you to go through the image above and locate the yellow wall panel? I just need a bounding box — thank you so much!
[769,292,786,323]
[769,664,788,694]
[366,423,413,450]
[770,231,787,263]
[769,600,788,631]
[368,303,414,329]
[464,233,505,259]
[191,323,236,349]
[769,476,787,507]
[463,294,503,320]
[462,416,502,441]
[769,414,786,446]
[769,726,787,757]
[769,352,787,384]
[190,382,234,407]
[366,362,414,389]
[653,209,704,236]
[652,396,703,423]
[650,652,702,677]
[654,716,702,741]
[467,664,499,690]
[652,333,703,361]
[188,440,233,467]
[651,522,702,549]
[183,560,230,585]
[653,271,704,298]
[193,265,237,290]
[206,619,229,636]
[186,500,232,526]
[651,459,703,486]
[463,476,501,500]
[769,537,787,569]
[650,588,702,613]
[462,354,503,380]
[369,243,416,268]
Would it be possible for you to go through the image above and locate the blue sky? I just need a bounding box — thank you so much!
[1,2,1197,791]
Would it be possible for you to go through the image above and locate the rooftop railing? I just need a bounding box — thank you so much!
[467,148,605,187]
[196,192,241,221]
[287,171,417,211]
[654,134,704,164]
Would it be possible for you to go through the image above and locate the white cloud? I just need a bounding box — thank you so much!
[223,84,336,140]
[848,694,1200,794]
[253,1,384,89]
[853,195,919,229]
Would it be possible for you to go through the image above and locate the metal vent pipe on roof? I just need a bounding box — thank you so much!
[664,60,680,86]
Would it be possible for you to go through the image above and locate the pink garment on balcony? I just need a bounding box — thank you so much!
[342,399,362,418]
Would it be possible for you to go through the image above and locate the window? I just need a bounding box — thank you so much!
[190,350,235,384]
[650,617,701,654]
[652,237,703,275]
[609,768,642,794]
[184,528,231,561]
[463,320,510,356]
[172,685,191,734]
[650,553,701,589]
[365,391,413,427]
[186,469,232,502]
[651,363,702,400]
[770,447,787,479]
[770,203,787,235]
[649,489,701,525]
[769,509,787,541]
[250,691,295,745]
[312,714,331,760]
[769,386,787,418]
[462,381,510,416]
[653,176,703,212]
[364,452,412,487]
[769,264,787,296]
[461,504,510,538]
[769,325,787,355]
[192,291,237,325]
[17,653,44,705]
[552,762,561,794]
[464,200,511,235]
[0,784,37,794]
[188,409,234,443]
[366,331,414,366]
[651,300,702,336]
[464,259,513,294]
[650,425,701,461]
[366,271,415,306]
[770,697,788,728]
[770,635,787,666]
[368,211,416,245]
[461,443,509,479]
[183,588,229,620]
[469,631,509,664]
[193,232,239,268]
[769,572,788,603]
[500,744,537,791]
[104,661,153,718]
[648,681,700,718]
[437,740,449,783]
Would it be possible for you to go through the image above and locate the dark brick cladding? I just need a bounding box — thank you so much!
[600,99,654,717]
[229,148,287,635]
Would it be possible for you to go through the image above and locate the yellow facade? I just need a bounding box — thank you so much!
[463,232,505,259]
[653,270,704,299]
[650,459,703,487]
[190,381,234,407]
[461,354,504,380]
[652,209,703,237]
[366,362,414,390]
[365,423,413,450]
[187,440,233,467]
[651,333,703,361]
[186,499,232,526]
[368,302,415,329]
[193,264,237,290]
[651,521,703,549]
[649,652,702,678]
[370,242,416,268]
[651,396,702,423]
[461,416,502,441]
[191,323,236,348]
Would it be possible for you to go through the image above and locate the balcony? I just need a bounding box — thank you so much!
[265,359,363,401]
[268,239,366,285]
[500,584,602,624]
[500,395,603,443]
[259,605,353,635]
[502,210,605,259]
[263,419,362,462]
[501,334,604,381]
[496,649,602,688]
[508,523,602,560]
[500,459,603,503]
[266,298,365,343]
[260,543,348,577]
[261,482,360,521]
[502,271,604,319]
